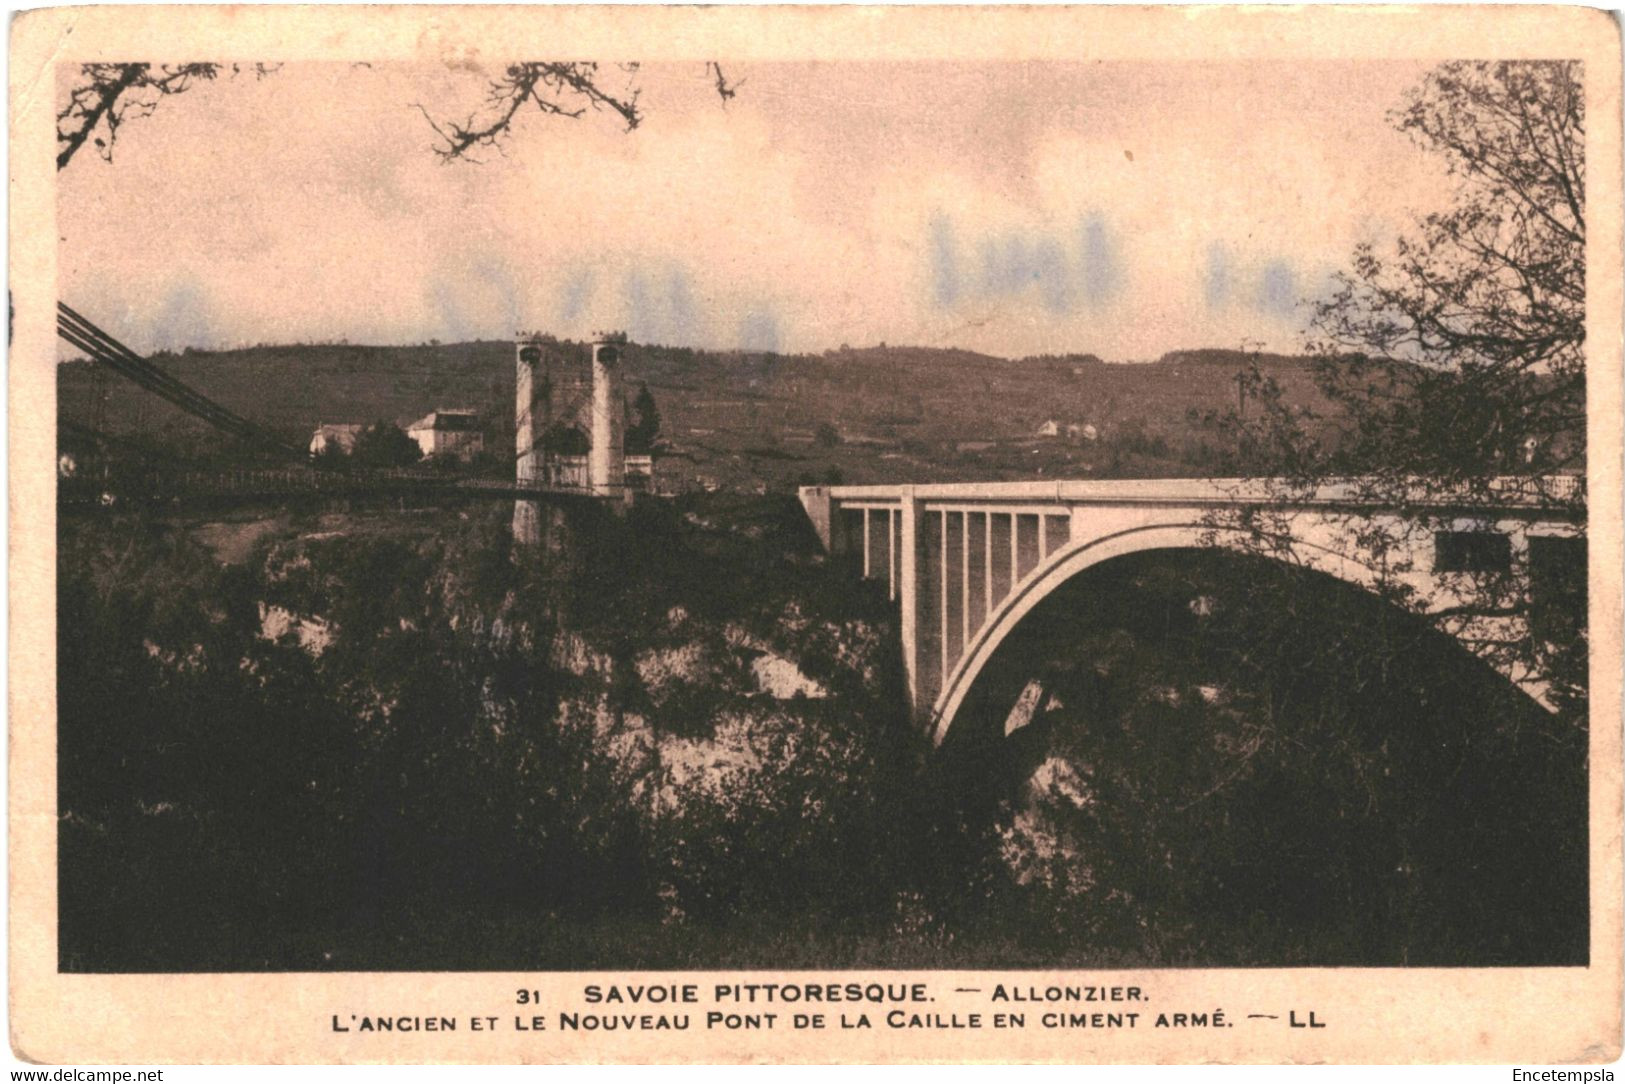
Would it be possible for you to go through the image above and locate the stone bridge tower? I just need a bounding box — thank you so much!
[513,336,550,546]
[513,333,630,546]
[589,338,625,499]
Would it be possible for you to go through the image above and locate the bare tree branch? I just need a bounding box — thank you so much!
[420,62,643,162]
[60,60,738,169]
[57,62,280,170]
[707,61,741,105]
[422,60,743,162]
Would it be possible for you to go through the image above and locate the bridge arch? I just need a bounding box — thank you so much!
[929,521,1392,746]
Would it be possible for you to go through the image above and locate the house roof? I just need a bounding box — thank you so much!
[408,410,481,432]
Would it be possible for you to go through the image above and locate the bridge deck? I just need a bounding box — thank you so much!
[813,475,1582,511]
[58,468,631,507]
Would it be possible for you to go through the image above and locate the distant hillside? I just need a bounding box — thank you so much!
[1015,352,1107,367]
[1155,348,1309,369]
[58,339,1333,492]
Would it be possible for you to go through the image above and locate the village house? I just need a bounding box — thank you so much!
[308,423,363,456]
[406,409,485,461]
[1035,420,1099,442]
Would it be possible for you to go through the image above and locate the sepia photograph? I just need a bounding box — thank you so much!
[9,3,1621,1065]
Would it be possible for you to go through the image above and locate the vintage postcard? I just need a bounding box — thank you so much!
[8,3,1623,1066]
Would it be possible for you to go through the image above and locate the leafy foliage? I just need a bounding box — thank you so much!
[1220,60,1588,714]
[351,420,422,468]
[57,498,920,970]
[873,85,1595,951]
[946,549,1587,966]
[58,492,1586,970]
[1308,61,1584,486]
[626,383,662,455]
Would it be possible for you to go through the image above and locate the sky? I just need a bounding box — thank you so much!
[56,59,1452,360]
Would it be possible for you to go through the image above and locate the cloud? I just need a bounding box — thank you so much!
[1204,243,1232,309]
[148,278,216,352]
[557,268,596,324]
[1256,261,1298,318]
[929,215,961,307]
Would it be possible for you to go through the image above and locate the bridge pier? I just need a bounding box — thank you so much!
[897,491,924,720]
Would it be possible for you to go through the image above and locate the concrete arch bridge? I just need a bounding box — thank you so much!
[799,477,1584,744]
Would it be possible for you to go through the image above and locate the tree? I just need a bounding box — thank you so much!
[352,420,422,468]
[541,423,590,456]
[311,439,351,472]
[626,383,662,455]
[1103,63,1594,954]
[1225,60,1588,712]
[1307,60,1584,490]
